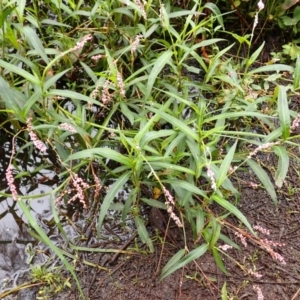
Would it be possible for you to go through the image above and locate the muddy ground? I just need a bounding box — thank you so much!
[47,157,300,300]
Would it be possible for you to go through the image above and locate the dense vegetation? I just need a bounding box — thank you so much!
[1,0,300,298]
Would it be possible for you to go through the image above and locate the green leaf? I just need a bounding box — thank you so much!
[5,24,19,49]
[161,244,208,279]
[247,64,293,74]
[97,172,132,235]
[161,249,185,278]
[146,106,199,142]
[0,76,24,112]
[0,59,40,85]
[15,0,26,22]
[246,42,265,69]
[141,130,175,147]
[247,159,277,205]
[277,85,290,139]
[273,146,289,188]
[221,282,228,300]
[41,19,72,28]
[0,5,16,27]
[219,233,240,250]
[145,50,173,100]
[134,98,173,143]
[205,44,234,82]
[122,188,137,223]
[48,89,100,105]
[195,209,205,236]
[141,198,167,209]
[186,139,203,178]
[149,162,195,175]
[65,148,132,167]
[163,179,208,198]
[21,26,49,64]
[120,103,135,125]
[80,61,98,84]
[216,141,237,187]
[210,164,240,196]
[293,55,300,90]
[213,247,228,274]
[135,215,154,252]
[212,194,254,234]
[209,218,221,249]
[204,2,224,28]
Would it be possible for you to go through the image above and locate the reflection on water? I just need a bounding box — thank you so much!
[0,125,59,297]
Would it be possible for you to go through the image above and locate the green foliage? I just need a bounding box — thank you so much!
[0,0,298,294]
[31,264,70,298]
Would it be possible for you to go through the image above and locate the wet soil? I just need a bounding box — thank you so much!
[36,160,300,300]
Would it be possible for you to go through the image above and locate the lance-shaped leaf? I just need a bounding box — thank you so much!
[247,159,277,205]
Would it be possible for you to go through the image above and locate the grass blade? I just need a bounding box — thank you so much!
[213,247,227,274]
[145,50,172,100]
[0,59,40,85]
[146,106,199,142]
[247,159,277,205]
[97,172,131,235]
[135,215,154,252]
[216,141,237,187]
[65,148,132,167]
[212,194,254,234]
[273,146,289,188]
[293,55,300,90]
[21,26,49,64]
[246,41,265,69]
[160,249,185,278]
[161,244,208,280]
[277,85,290,139]
[247,64,293,74]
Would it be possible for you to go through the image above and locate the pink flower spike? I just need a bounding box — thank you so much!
[6,165,18,201]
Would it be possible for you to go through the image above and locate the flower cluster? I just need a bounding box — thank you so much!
[91,54,105,60]
[247,142,280,159]
[90,83,101,100]
[206,165,216,191]
[163,187,183,228]
[247,181,259,189]
[252,1,264,36]
[101,80,113,105]
[235,232,248,247]
[6,165,18,201]
[248,268,263,279]
[93,172,102,199]
[258,0,265,11]
[253,225,270,235]
[67,174,90,209]
[253,285,264,300]
[55,173,91,209]
[69,34,93,53]
[291,113,300,131]
[131,34,143,55]
[117,72,126,97]
[134,0,147,20]
[269,249,286,265]
[228,165,238,174]
[218,244,233,251]
[159,4,166,27]
[58,123,76,134]
[26,116,47,153]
